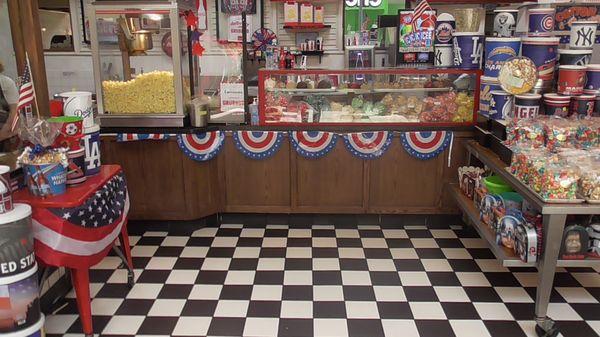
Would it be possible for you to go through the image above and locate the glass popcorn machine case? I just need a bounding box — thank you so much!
[89,0,198,127]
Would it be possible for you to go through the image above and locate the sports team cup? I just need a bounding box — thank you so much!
[521,37,560,81]
[493,9,518,37]
[0,265,41,334]
[453,33,484,69]
[24,163,67,197]
[48,116,83,151]
[513,93,541,119]
[0,204,33,278]
[58,91,94,128]
[82,125,101,176]
[557,65,586,95]
[489,90,513,120]
[527,8,555,37]
[543,93,571,117]
[66,148,86,185]
[584,64,600,94]
[435,13,455,44]
[484,37,521,77]
[595,96,600,117]
[570,94,596,118]
[479,76,502,116]
[569,21,597,50]
[434,44,454,67]
[558,49,592,67]
[0,165,13,214]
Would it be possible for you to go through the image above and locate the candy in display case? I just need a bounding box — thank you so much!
[258,68,481,125]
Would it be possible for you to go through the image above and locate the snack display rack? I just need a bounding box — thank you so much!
[451,140,600,337]
[258,68,482,126]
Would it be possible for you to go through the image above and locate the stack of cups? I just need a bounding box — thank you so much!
[543,93,571,117]
[434,14,456,68]
[513,94,542,119]
[521,36,560,93]
[479,76,502,117]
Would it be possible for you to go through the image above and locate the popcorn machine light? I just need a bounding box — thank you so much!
[89,0,199,127]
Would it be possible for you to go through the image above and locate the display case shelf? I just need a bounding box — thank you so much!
[283,23,331,31]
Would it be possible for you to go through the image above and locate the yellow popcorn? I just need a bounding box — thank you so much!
[102,71,176,114]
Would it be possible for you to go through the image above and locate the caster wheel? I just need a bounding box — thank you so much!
[535,324,559,337]
[127,272,135,289]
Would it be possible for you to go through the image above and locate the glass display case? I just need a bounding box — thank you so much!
[89,0,198,127]
[258,68,481,126]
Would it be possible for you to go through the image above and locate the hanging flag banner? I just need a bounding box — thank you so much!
[400,131,453,160]
[289,131,337,159]
[177,131,225,162]
[116,134,170,142]
[343,131,393,159]
[233,130,284,160]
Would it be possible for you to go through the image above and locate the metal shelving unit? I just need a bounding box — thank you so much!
[450,140,600,337]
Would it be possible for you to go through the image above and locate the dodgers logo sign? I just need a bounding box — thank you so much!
[343,132,393,160]
[233,131,284,160]
[177,131,225,162]
[289,131,338,159]
[400,131,453,160]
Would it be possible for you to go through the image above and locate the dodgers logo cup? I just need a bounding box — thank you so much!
[527,8,555,37]
[59,91,94,128]
[484,37,521,77]
[453,33,483,69]
[490,90,513,120]
[570,21,597,50]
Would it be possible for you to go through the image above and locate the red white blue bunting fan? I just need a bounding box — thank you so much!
[343,131,393,160]
[289,131,337,159]
[117,133,170,142]
[176,131,224,162]
[233,131,284,160]
[400,131,453,160]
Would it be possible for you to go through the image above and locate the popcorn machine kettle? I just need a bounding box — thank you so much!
[89,0,199,127]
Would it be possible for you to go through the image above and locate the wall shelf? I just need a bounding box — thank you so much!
[283,23,331,32]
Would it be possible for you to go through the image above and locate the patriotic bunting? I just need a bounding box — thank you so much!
[116,134,170,142]
[176,131,225,162]
[400,131,453,160]
[289,131,338,159]
[343,131,393,160]
[233,131,284,160]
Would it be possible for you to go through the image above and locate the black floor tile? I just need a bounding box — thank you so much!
[278,318,314,337]
[137,316,178,335]
[415,320,456,337]
[313,301,347,318]
[347,319,385,337]
[208,317,246,336]
[441,302,481,320]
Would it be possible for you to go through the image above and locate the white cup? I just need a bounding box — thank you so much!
[59,91,94,128]
[434,44,454,67]
[570,21,597,49]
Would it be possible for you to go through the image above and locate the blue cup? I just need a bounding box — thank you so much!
[479,76,502,116]
[484,37,521,77]
[82,125,101,176]
[528,8,555,36]
[584,64,600,94]
[522,37,560,81]
[24,163,67,197]
[453,33,484,69]
[490,90,514,120]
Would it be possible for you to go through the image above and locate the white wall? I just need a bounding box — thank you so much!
[0,0,18,80]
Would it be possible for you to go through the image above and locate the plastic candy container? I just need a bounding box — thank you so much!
[506,118,546,148]
[540,163,580,200]
[580,166,600,201]
[544,118,578,152]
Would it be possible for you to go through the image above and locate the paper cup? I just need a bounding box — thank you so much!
[48,116,83,151]
[513,93,541,119]
[570,94,596,118]
[0,265,41,334]
[23,163,66,197]
[570,21,597,50]
[522,37,560,81]
[558,49,592,67]
[557,65,586,95]
[543,93,571,117]
[484,37,521,77]
[493,9,518,37]
[82,125,101,176]
[489,90,513,120]
[527,8,555,37]
[434,44,454,67]
[66,148,86,185]
[479,76,502,116]
[453,33,484,69]
[2,315,44,337]
[59,91,94,129]
[0,204,34,278]
[435,13,456,44]
[584,64,600,94]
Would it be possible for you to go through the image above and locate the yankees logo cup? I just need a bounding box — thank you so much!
[453,33,483,69]
[513,94,541,120]
[435,13,455,44]
[569,21,597,50]
[521,37,559,81]
[484,37,521,77]
[543,93,571,117]
[493,9,518,37]
[527,8,555,37]
[570,95,596,118]
[489,90,513,120]
[434,44,454,67]
[479,76,502,116]
[558,49,592,67]
[557,65,586,95]
[585,64,600,94]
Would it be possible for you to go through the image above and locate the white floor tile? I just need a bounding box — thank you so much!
[421,259,453,272]
[191,227,218,237]
[494,287,534,303]
[143,231,168,237]
[102,315,145,335]
[244,317,280,337]
[240,228,265,237]
[90,298,123,315]
[188,284,223,300]
[517,320,538,337]
[251,285,283,301]
[399,272,431,286]
[460,238,488,248]
[430,229,458,239]
[335,229,360,238]
[434,286,470,302]
[145,257,177,270]
[410,238,439,248]
[450,320,492,337]
[456,272,491,287]
[214,300,249,317]
[280,300,313,318]
[473,303,514,320]
[341,271,372,285]
[441,248,472,259]
[224,271,256,285]
[338,248,365,259]
[373,286,406,302]
[345,301,380,319]
[314,318,349,337]
[313,258,341,271]
[126,283,163,299]
[313,237,338,247]
[360,238,388,248]
[313,285,344,301]
[166,270,199,284]
[173,317,211,336]
[284,271,313,285]
[180,246,209,258]
[148,299,186,316]
[44,314,78,334]
[587,321,600,336]
[233,247,261,258]
[409,302,446,319]
[381,319,419,337]
[547,303,583,321]
[571,272,600,287]
[513,272,539,287]
[382,229,408,239]
[475,259,509,272]
[201,258,231,271]
[91,256,123,270]
[390,248,419,259]
[106,269,142,284]
[262,237,287,248]
[286,247,312,258]
[257,258,286,271]
[211,237,239,247]
[288,228,312,237]
[131,245,158,257]
[160,236,189,247]
[366,259,396,272]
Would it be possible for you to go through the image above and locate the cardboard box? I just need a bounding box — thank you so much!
[300,3,314,23]
[284,1,299,23]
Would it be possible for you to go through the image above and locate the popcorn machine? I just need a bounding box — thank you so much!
[89,0,199,127]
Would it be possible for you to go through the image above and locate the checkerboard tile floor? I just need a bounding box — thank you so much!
[44,223,600,337]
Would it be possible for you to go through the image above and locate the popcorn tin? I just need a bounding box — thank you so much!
[493,9,518,37]
[48,116,83,151]
[0,204,34,278]
[82,125,101,176]
[558,49,592,67]
[584,64,600,94]
[0,165,13,214]
[557,65,586,95]
[480,194,502,228]
[434,44,454,67]
[498,57,538,95]
[489,90,513,120]
[496,210,523,249]
[484,37,521,77]
[435,13,455,44]
[2,315,45,337]
[570,94,596,118]
[570,21,597,50]
[513,94,541,120]
[514,222,538,263]
[0,265,41,334]
[543,93,571,117]
[521,37,559,81]
[66,148,86,185]
[453,33,484,70]
[479,76,502,116]
[24,163,67,197]
[527,8,555,36]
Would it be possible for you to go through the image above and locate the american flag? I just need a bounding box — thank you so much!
[16,63,34,112]
[411,0,434,32]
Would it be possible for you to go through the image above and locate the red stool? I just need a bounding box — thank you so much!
[14,165,134,336]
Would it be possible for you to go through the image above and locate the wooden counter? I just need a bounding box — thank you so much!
[100,131,471,220]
